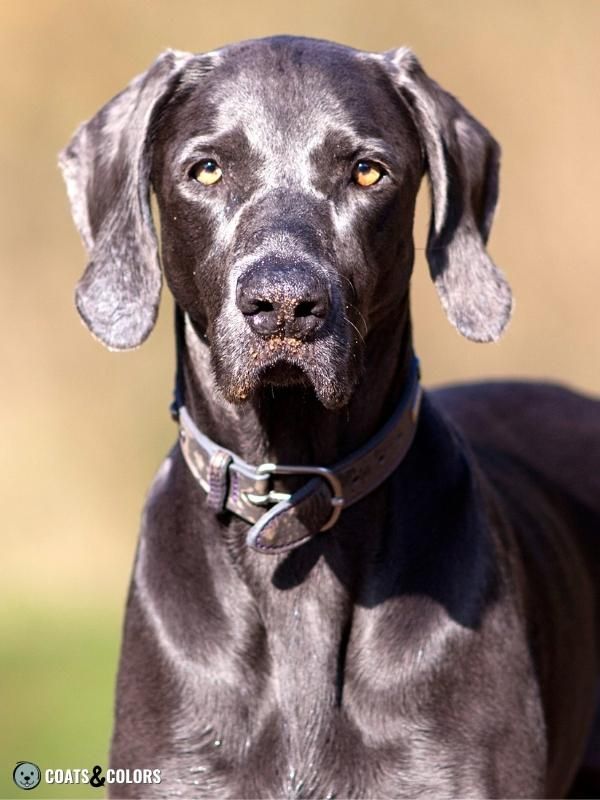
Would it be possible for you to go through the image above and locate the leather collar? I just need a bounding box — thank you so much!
[177,356,422,554]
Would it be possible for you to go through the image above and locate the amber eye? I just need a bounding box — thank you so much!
[191,159,223,186]
[352,160,384,187]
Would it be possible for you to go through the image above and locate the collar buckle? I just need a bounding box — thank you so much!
[243,488,293,507]
[253,463,345,531]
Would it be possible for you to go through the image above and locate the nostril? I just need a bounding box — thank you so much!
[254,300,274,315]
[294,301,315,318]
[295,296,330,318]
[238,294,282,336]
[237,289,275,317]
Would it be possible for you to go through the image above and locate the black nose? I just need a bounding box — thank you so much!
[236,262,330,340]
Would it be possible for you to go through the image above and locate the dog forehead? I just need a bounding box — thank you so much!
[179,37,391,151]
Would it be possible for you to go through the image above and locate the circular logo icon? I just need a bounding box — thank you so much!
[13,762,41,791]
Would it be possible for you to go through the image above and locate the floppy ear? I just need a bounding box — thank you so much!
[385,48,512,342]
[59,49,193,350]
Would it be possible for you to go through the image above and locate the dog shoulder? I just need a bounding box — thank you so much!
[430,381,600,514]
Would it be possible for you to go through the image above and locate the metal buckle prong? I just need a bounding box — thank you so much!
[244,489,292,507]
[255,463,345,531]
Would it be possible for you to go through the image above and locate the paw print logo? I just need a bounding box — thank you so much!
[13,762,41,790]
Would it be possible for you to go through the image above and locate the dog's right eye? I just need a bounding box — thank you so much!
[190,159,223,186]
[352,160,385,187]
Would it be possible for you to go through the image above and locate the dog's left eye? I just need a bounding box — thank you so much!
[352,160,385,187]
[191,159,223,186]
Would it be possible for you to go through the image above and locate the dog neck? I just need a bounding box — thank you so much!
[178,304,415,468]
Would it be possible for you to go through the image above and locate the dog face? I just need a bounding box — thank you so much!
[60,36,512,409]
[151,39,422,407]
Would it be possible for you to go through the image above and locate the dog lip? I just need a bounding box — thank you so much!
[248,334,312,360]
[256,358,311,387]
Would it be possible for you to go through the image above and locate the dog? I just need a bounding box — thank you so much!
[60,36,600,799]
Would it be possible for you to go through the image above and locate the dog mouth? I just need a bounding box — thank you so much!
[239,338,325,398]
[248,334,315,388]
[212,322,360,410]
[258,359,311,387]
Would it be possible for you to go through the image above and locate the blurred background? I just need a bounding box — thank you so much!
[1,0,599,796]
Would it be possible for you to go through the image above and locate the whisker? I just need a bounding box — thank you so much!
[346,317,365,345]
[338,273,358,301]
[353,306,368,336]
[345,302,368,336]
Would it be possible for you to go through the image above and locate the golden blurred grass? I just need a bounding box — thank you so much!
[0,1,599,794]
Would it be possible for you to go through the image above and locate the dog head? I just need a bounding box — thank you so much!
[60,36,511,409]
